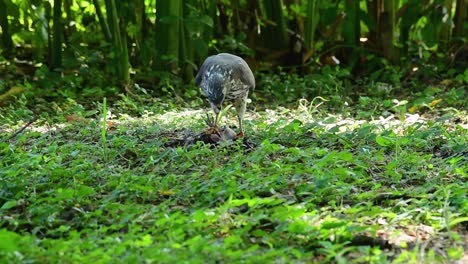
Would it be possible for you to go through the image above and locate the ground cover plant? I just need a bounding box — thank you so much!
[1,0,467,262]
[1,71,466,263]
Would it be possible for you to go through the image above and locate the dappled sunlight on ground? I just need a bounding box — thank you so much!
[3,103,467,142]
[1,100,466,263]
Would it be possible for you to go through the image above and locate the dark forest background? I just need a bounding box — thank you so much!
[0,0,466,104]
[1,2,467,262]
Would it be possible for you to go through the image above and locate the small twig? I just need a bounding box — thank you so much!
[5,116,37,141]
[350,235,393,249]
[372,188,436,203]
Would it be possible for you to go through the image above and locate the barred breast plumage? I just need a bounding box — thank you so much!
[195,53,255,137]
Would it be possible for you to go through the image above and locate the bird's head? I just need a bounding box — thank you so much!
[204,73,226,109]
[209,101,222,114]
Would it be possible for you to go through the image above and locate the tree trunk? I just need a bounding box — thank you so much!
[0,0,14,56]
[155,0,182,72]
[304,0,320,52]
[366,0,381,52]
[51,0,63,70]
[381,0,398,63]
[93,0,111,42]
[453,0,467,44]
[261,0,288,51]
[438,0,454,51]
[231,0,244,37]
[343,0,360,69]
[398,0,432,58]
[180,0,193,80]
[105,0,130,85]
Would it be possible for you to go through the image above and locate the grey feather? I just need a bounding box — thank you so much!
[195,53,255,90]
[195,53,255,135]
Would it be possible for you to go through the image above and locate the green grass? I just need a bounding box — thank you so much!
[0,77,467,263]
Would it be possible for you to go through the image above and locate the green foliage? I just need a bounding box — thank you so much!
[1,0,466,92]
[0,73,466,263]
[101,97,108,160]
[0,1,466,262]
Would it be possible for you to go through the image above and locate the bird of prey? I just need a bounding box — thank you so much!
[195,53,255,137]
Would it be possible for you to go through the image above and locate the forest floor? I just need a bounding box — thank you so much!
[0,77,467,263]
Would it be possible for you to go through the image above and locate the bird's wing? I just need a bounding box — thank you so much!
[196,53,255,90]
[195,55,216,86]
[233,60,255,90]
[217,53,255,90]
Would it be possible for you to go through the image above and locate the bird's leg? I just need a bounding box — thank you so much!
[236,108,244,138]
[234,96,247,138]
[213,110,220,128]
[237,122,245,138]
[212,102,222,129]
[205,102,221,134]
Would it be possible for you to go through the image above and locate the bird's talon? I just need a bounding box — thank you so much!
[204,126,220,135]
[204,113,215,127]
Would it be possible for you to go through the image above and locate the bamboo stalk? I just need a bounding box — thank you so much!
[438,0,454,51]
[92,0,112,42]
[51,0,63,70]
[381,0,398,63]
[105,0,130,84]
[304,0,320,51]
[0,0,13,55]
[155,0,182,71]
[453,0,467,43]
[261,0,288,50]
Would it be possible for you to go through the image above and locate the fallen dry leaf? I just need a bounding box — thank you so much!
[65,114,87,123]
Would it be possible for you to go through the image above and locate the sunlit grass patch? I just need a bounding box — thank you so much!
[0,91,466,263]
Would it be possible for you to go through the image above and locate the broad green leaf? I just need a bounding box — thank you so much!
[449,217,468,228]
[199,15,213,27]
[135,234,153,247]
[0,229,19,252]
[376,135,393,146]
[1,200,17,210]
[56,188,75,200]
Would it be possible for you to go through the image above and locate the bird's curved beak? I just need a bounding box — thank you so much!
[210,102,221,114]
